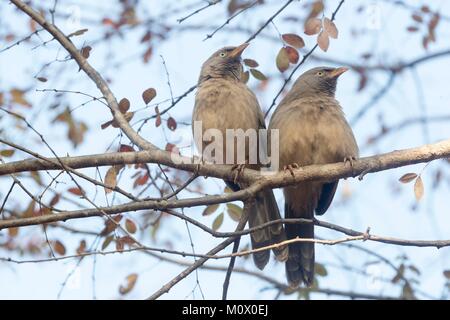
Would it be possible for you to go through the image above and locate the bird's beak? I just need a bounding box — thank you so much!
[328,67,349,78]
[229,43,249,59]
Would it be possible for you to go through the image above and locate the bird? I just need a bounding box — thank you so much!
[192,44,288,269]
[268,66,359,287]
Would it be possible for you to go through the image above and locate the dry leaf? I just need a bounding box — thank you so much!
[53,240,66,255]
[125,219,137,234]
[226,203,242,222]
[102,235,114,250]
[412,13,423,23]
[285,46,300,64]
[80,46,92,59]
[323,18,338,39]
[104,167,117,193]
[118,98,130,114]
[167,117,177,131]
[68,187,83,196]
[119,144,134,152]
[49,194,60,206]
[100,215,122,236]
[142,88,156,104]
[317,31,330,52]
[305,18,322,35]
[243,59,259,68]
[68,28,88,37]
[241,70,249,84]
[8,227,19,237]
[0,149,15,157]
[276,47,290,72]
[119,273,138,295]
[399,173,418,184]
[11,88,31,107]
[37,77,48,82]
[414,176,424,201]
[282,33,305,48]
[76,240,87,254]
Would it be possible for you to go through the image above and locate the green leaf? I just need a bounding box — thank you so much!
[249,69,267,81]
[202,204,219,216]
[226,203,243,222]
[102,235,114,250]
[0,149,15,157]
[314,263,328,277]
[212,212,224,231]
[276,47,290,72]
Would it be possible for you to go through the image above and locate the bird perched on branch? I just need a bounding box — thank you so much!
[268,66,359,287]
[192,44,288,269]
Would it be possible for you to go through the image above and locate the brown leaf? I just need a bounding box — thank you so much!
[308,0,324,19]
[68,187,83,196]
[317,31,329,52]
[212,212,224,231]
[119,144,134,152]
[80,46,92,59]
[399,173,418,184]
[0,92,4,106]
[76,240,86,254]
[37,77,48,82]
[142,88,157,104]
[125,219,137,234]
[140,31,152,43]
[8,227,19,237]
[323,18,338,39]
[165,143,179,154]
[53,240,66,255]
[49,194,60,206]
[0,149,15,157]
[133,173,149,188]
[285,46,300,64]
[414,176,424,201]
[104,167,117,193]
[407,26,419,32]
[429,13,440,30]
[119,273,138,295]
[282,33,305,48]
[304,18,322,35]
[108,112,134,128]
[118,98,130,114]
[167,117,177,131]
[100,215,123,236]
[412,13,423,23]
[202,204,219,216]
[11,88,31,107]
[143,46,153,63]
[443,270,450,279]
[276,47,290,72]
[243,58,259,68]
[357,72,368,92]
[249,68,267,81]
[421,5,430,13]
[241,70,249,84]
[68,28,88,37]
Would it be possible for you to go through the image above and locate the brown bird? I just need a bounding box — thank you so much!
[192,44,288,269]
[268,66,359,287]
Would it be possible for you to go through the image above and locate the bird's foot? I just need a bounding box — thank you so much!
[283,163,300,177]
[343,156,357,178]
[231,163,246,184]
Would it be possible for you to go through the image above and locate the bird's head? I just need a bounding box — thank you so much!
[198,43,249,83]
[292,66,349,97]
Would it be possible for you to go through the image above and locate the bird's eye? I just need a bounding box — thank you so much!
[317,71,324,76]
[219,52,227,57]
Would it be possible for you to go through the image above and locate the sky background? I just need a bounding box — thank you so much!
[0,0,449,299]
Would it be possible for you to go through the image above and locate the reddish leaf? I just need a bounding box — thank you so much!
[100,215,122,236]
[68,187,83,196]
[167,117,177,131]
[119,144,134,152]
[10,88,31,107]
[133,173,149,188]
[49,194,60,207]
[143,46,153,63]
[118,98,130,114]
[165,143,179,154]
[305,18,322,35]
[285,46,300,64]
[412,13,423,23]
[142,88,157,104]
[317,31,329,52]
[76,240,86,254]
[282,33,305,48]
[407,26,419,32]
[140,31,152,43]
[53,240,66,255]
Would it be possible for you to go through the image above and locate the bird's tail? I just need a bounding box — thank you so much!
[284,202,315,287]
[246,189,288,270]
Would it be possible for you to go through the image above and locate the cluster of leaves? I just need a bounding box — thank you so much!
[275,34,304,73]
[406,5,440,50]
[241,58,267,83]
[202,187,243,230]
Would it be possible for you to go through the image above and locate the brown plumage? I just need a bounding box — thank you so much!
[268,66,359,287]
[192,44,288,269]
